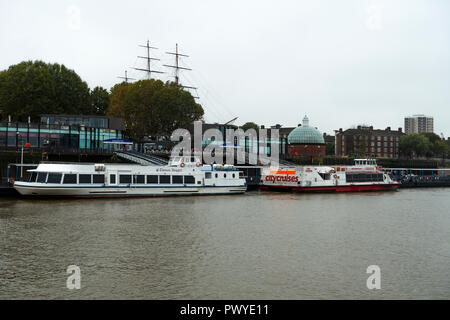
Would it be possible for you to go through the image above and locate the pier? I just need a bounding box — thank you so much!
[384,168,450,188]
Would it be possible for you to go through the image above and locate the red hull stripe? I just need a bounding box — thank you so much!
[260,184,399,192]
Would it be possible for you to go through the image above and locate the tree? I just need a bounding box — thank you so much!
[0,60,91,121]
[90,86,110,115]
[108,79,204,142]
[151,86,204,137]
[241,122,259,132]
[326,142,335,155]
[434,139,450,159]
[399,134,433,158]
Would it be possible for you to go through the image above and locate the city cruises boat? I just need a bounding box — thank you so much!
[13,157,247,197]
[260,159,399,193]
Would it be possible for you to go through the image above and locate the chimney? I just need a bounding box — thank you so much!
[386,127,391,131]
[339,128,343,133]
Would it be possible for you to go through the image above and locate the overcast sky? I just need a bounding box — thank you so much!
[1,0,449,136]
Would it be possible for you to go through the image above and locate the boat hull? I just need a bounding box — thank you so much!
[13,183,247,198]
[260,183,399,193]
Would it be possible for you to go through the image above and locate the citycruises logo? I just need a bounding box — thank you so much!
[265,175,299,183]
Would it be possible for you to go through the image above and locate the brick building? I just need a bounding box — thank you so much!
[334,126,404,158]
[287,116,326,158]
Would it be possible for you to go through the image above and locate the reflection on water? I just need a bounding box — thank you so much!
[0,189,449,299]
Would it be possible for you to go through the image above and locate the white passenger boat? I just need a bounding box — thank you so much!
[260,159,400,193]
[14,157,247,197]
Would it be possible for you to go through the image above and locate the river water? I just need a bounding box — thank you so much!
[0,188,449,299]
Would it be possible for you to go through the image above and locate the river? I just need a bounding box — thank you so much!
[1,188,449,299]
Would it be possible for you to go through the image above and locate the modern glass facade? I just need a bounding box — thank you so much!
[0,115,124,152]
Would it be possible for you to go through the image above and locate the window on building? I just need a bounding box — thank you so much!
[147,175,158,184]
[119,175,132,184]
[47,173,62,184]
[110,174,116,184]
[205,172,212,179]
[79,174,92,184]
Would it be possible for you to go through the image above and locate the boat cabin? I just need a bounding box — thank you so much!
[354,159,377,166]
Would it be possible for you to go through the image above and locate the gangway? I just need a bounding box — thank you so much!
[115,151,169,166]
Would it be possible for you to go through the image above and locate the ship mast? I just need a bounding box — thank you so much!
[164,43,199,98]
[133,40,164,79]
[117,70,135,83]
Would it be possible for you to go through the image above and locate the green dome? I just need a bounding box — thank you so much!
[288,116,325,145]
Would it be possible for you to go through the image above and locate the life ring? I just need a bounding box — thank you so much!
[180,163,185,168]
[333,174,338,179]
[196,162,202,167]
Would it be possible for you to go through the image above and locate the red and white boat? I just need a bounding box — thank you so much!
[260,159,399,193]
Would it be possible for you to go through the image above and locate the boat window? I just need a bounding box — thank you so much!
[110,174,116,184]
[224,173,227,178]
[63,174,77,184]
[215,173,218,178]
[319,173,331,180]
[172,175,183,184]
[184,176,195,184]
[205,172,212,179]
[147,175,158,184]
[232,173,235,178]
[37,172,47,183]
[47,173,62,184]
[159,175,170,184]
[30,172,37,182]
[133,175,145,184]
[119,175,132,184]
[79,174,92,184]
[93,174,105,184]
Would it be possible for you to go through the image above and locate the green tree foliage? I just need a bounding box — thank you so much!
[108,80,204,142]
[241,122,259,132]
[399,133,445,158]
[90,86,110,115]
[0,61,91,121]
[326,142,335,156]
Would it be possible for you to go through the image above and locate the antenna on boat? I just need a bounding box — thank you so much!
[164,43,199,98]
[117,70,135,83]
[133,40,164,79]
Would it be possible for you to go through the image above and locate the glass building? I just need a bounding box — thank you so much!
[0,114,125,153]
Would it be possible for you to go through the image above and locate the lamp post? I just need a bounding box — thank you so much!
[16,131,24,179]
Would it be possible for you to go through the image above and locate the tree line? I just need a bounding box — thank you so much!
[0,60,204,142]
[399,132,449,159]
